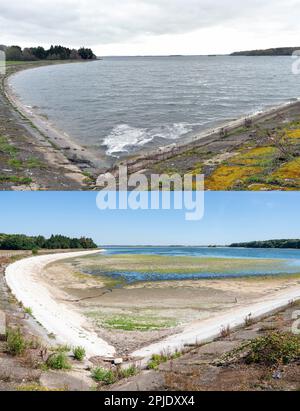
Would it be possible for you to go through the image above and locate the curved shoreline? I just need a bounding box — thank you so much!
[116,99,300,175]
[5,61,300,177]
[4,250,300,363]
[5,250,116,358]
[4,62,104,172]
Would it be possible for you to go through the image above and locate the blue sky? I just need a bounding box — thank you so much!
[0,192,299,246]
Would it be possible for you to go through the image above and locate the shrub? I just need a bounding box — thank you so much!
[46,352,71,370]
[54,344,71,353]
[6,328,27,356]
[220,325,231,338]
[148,353,169,370]
[120,365,138,379]
[73,346,86,361]
[245,332,300,366]
[24,307,33,316]
[148,351,182,370]
[91,367,117,385]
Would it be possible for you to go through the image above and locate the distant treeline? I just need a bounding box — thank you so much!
[230,239,300,249]
[0,44,96,61]
[0,234,97,250]
[231,47,300,56]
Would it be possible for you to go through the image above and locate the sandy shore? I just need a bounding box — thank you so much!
[5,250,116,358]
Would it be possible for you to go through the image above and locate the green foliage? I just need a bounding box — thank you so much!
[6,328,27,356]
[148,353,169,369]
[0,176,32,185]
[148,351,182,370]
[53,345,71,353]
[1,44,96,61]
[102,314,176,331]
[245,332,300,366]
[91,367,117,385]
[46,352,71,370]
[230,239,300,249]
[0,233,97,250]
[0,137,18,155]
[78,47,96,60]
[73,346,86,361]
[24,307,33,316]
[120,365,138,378]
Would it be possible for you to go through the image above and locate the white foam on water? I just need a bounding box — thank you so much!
[103,123,193,156]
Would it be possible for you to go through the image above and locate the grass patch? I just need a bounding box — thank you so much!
[46,352,71,370]
[148,351,182,370]
[24,307,33,316]
[91,367,117,385]
[26,157,44,169]
[8,158,23,169]
[0,137,18,156]
[245,332,300,366]
[89,313,177,331]
[73,346,86,361]
[0,175,32,185]
[81,253,290,276]
[91,365,139,385]
[119,365,139,379]
[6,328,27,356]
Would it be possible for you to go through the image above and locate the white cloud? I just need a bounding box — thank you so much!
[0,0,300,54]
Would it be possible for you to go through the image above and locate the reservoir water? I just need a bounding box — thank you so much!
[10,56,300,160]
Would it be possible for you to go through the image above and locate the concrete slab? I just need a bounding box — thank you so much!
[0,311,6,340]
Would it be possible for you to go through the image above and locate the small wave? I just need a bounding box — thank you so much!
[102,123,193,156]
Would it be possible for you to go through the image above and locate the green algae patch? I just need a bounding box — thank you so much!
[76,254,290,276]
[87,311,178,331]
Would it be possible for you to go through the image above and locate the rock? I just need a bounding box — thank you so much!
[0,310,6,340]
[0,357,41,383]
[40,370,93,391]
[113,358,123,365]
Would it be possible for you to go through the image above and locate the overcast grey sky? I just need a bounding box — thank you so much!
[1,0,300,55]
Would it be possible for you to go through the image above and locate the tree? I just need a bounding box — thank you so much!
[78,47,96,60]
[2,44,97,62]
[0,233,97,250]
[30,46,47,60]
[70,49,80,60]
[22,48,37,61]
[6,46,23,61]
